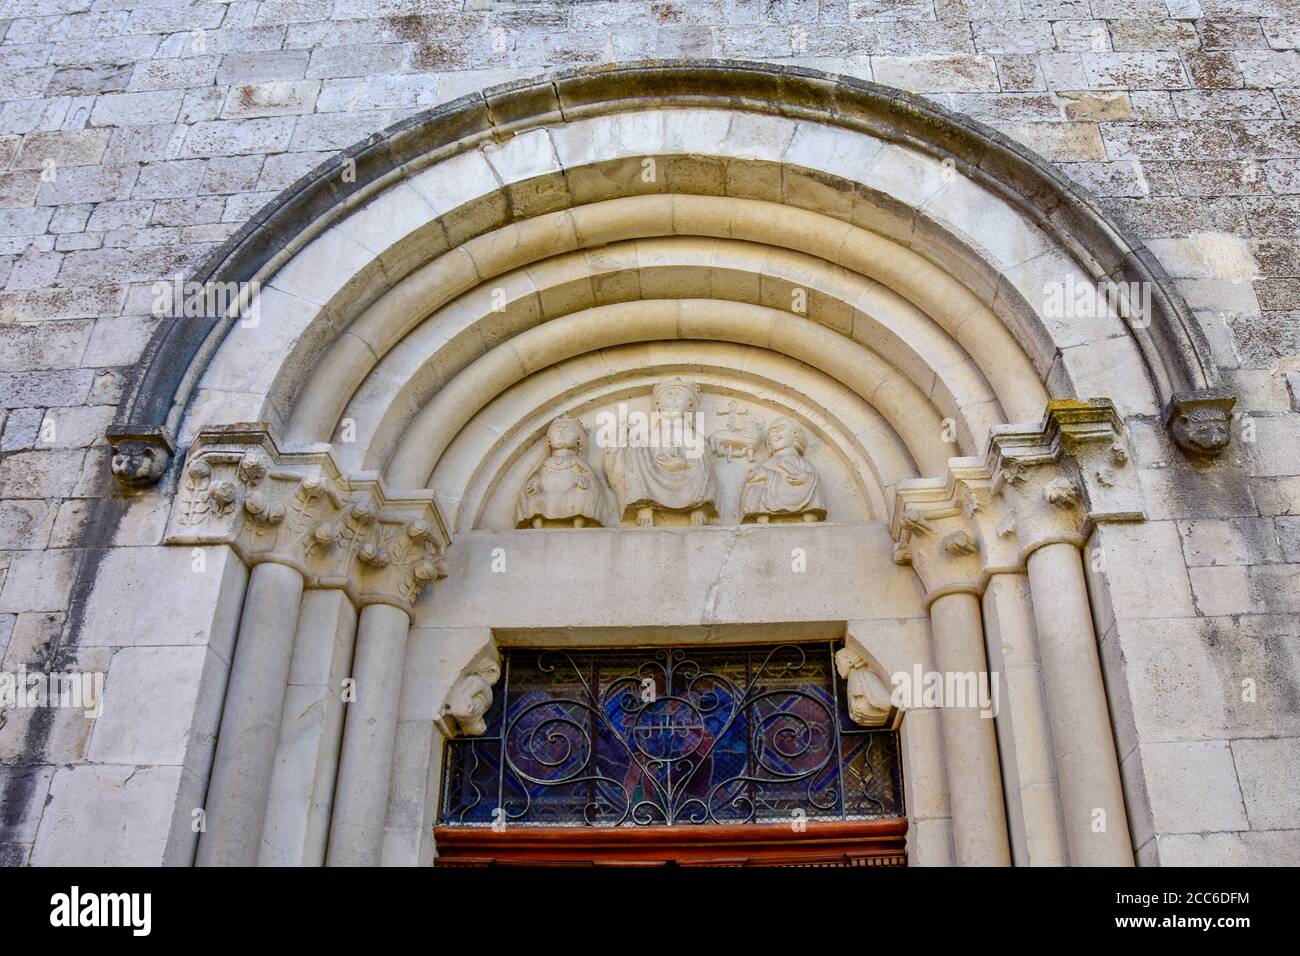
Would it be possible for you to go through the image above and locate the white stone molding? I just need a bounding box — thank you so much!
[165,423,450,614]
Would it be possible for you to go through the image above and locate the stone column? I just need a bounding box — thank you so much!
[326,602,411,867]
[196,560,304,867]
[384,627,499,867]
[1026,540,1133,866]
[898,703,954,866]
[891,400,1148,868]
[893,508,1010,866]
[163,425,452,868]
[929,591,1011,865]
[982,573,1067,866]
[259,588,358,866]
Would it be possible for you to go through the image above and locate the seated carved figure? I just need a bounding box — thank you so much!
[516,415,606,528]
[740,417,826,523]
[604,379,718,527]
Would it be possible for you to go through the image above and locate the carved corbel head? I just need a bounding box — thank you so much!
[440,656,503,737]
[834,648,895,728]
[106,425,175,489]
[1164,389,1236,460]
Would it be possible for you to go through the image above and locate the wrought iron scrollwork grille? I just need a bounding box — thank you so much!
[440,642,903,828]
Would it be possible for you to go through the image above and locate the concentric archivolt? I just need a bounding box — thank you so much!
[167,73,1183,515]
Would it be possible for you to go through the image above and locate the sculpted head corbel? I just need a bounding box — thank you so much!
[107,425,175,489]
[440,655,503,737]
[1164,388,1236,460]
[834,647,896,728]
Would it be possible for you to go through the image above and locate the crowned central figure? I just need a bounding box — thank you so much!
[604,378,719,526]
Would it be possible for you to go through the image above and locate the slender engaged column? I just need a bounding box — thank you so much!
[197,561,305,867]
[1026,541,1133,866]
[930,592,1012,866]
[982,573,1068,866]
[259,589,358,867]
[326,602,411,867]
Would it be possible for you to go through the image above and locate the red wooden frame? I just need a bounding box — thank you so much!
[433,817,908,867]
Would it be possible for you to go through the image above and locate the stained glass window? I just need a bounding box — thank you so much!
[439,642,903,828]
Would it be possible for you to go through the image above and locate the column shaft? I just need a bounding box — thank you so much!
[326,602,410,867]
[197,561,304,867]
[930,591,1011,866]
[1026,541,1134,866]
[982,573,1068,866]
[258,588,358,866]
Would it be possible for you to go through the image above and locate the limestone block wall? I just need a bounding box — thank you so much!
[0,0,1298,866]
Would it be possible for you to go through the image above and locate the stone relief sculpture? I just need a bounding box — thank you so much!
[516,414,606,528]
[604,378,719,526]
[740,416,826,523]
[711,399,764,462]
[834,648,894,728]
[440,657,502,737]
[1165,391,1236,459]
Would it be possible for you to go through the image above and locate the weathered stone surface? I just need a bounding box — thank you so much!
[0,1,1294,872]
[30,764,200,866]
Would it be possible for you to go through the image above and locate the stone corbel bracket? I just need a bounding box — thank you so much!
[891,399,1145,597]
[163,423,452,614]
[107,424,176,489]
[1163,387,1237,460]
[834,646,900,730]
[436,650,503,738]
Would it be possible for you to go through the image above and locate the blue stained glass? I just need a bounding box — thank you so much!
[440,642,903,828]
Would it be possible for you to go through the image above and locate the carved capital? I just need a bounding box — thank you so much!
[891,399,1146,590]
[890,493,984,600]
[164,423,451,614]
[106,425,175,489]
[1163,388,1237,460]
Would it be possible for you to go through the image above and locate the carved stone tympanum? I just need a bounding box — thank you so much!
[740,416,826,524]
[711,399,764,462]
[604,378,718,527]
[516,415,606,528]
